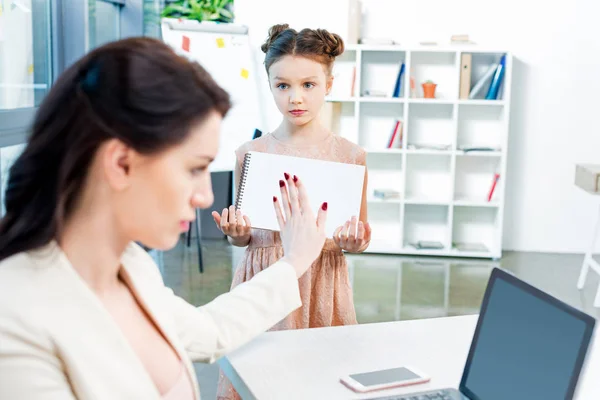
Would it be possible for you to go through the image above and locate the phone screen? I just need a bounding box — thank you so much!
[349,367,421,387]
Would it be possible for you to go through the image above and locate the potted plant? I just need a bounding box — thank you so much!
[161,0,235,23]
[422,80,437,99]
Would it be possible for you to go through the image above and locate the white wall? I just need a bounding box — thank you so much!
[236,0,600,254]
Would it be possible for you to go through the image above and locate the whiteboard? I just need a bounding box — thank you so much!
[161,19,265,172]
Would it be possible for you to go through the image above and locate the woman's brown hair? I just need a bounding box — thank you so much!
[0,37,231,261]
[261,24,345,75]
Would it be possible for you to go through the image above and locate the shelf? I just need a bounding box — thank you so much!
[360,96,405,103]
[458,99,505,106]
[360,50,406,99]
[406,103,454,149]
[466,52,507,101]
[324,47,511,259]
[403,204,450,250]
[366,148,403,154]
[410,51,458,100]
[457,104,505,150]
[454,157,501,203]
[452,206,499,255]
[406,149,453,155]
[453,197,500,208]
[368,202,402,251]
[404,196,451,206]
[359,102,404,150]
[405,153,452,201]
[456,150,502,157]
[367,152,403,204]
[368,197,402,204]
[408,98,456,105]
[325,97,357,103]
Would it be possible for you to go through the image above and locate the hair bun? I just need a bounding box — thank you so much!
[315,29,344,57]
[261,24,291,53]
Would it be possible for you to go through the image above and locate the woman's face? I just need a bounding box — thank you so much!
[111,111,221,251]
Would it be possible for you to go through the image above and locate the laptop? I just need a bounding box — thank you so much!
[370,267,596,400]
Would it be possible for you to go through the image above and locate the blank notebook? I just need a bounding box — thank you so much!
[235,151,365,238]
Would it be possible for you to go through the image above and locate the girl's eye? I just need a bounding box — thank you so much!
[277,83,289,90]
[304,82,315,89]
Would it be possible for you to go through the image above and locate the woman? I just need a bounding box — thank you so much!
[0,37,328,400]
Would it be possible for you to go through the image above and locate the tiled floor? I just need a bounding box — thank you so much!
[157,238,600,399]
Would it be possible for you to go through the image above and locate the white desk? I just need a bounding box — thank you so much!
[218,315,599,399]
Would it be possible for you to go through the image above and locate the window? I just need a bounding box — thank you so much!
[0,143,25,216]
[89,0,123,50]
[0,0,52,111]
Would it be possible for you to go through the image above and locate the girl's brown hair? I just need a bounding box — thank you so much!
[261,24,345,75]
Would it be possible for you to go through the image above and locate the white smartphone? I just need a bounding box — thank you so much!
[340,366,430,393]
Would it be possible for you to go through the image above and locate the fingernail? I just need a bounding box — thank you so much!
[322,202,328,211]
[273,196,277,202]
[279,180,285,187]
[293,175,298,183]
[284,172,290,180]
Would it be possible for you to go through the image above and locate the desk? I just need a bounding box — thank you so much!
[218,315,599,400]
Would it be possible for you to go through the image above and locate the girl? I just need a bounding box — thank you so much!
[214,24,371,399]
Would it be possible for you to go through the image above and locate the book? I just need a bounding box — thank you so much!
[387,120,402,148]
[374,189,401,199]
[468,63,497,99]
[235,151,366,237]
[411,241,444,250]
[487,173,500,202]
[459,53,472,99]
[392,62,405,98]
[485,54,506,100]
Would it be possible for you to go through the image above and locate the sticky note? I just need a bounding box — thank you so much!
[216,38,225,48]
[182,35,190,52]
[28,64,34,74]
[241,68,249,79]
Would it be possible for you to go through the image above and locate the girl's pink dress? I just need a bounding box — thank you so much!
[216,133,366,400]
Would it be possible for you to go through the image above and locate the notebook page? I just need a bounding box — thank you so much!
[237,151,365,238]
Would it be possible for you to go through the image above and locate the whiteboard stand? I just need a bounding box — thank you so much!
[162,19,267,270]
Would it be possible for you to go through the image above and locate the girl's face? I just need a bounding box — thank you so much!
[268,55,333,126]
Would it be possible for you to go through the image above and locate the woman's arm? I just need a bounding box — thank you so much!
[164,258,301,363]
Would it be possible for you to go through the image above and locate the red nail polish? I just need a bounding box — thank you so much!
[284,172,290,180]
[322,202,328,211]
[279,180,285,187]
[273,196,277,202]
[293,175,298,183]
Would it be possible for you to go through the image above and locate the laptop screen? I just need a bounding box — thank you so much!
[460,270,594,400]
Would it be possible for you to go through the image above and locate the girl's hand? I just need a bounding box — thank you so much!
[212,206,252,243]
[275,174,327,278]
[333,216,371,253]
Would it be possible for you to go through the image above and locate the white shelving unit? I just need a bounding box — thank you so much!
[326,45,512,259]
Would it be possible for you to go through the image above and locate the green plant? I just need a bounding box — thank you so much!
[423,80,435,84]
[161,0,234,23]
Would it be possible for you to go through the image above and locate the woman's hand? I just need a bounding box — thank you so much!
[274,174,327,278]
[212,206,252,246]
[333,216,371,253]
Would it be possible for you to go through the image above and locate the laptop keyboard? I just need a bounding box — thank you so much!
[368,390,455,400]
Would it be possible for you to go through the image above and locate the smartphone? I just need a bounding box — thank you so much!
[340,366,430,393]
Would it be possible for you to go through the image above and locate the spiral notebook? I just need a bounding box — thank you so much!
[235,151,366,238]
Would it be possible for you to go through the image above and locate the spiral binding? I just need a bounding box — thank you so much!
[234,152,252,210]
